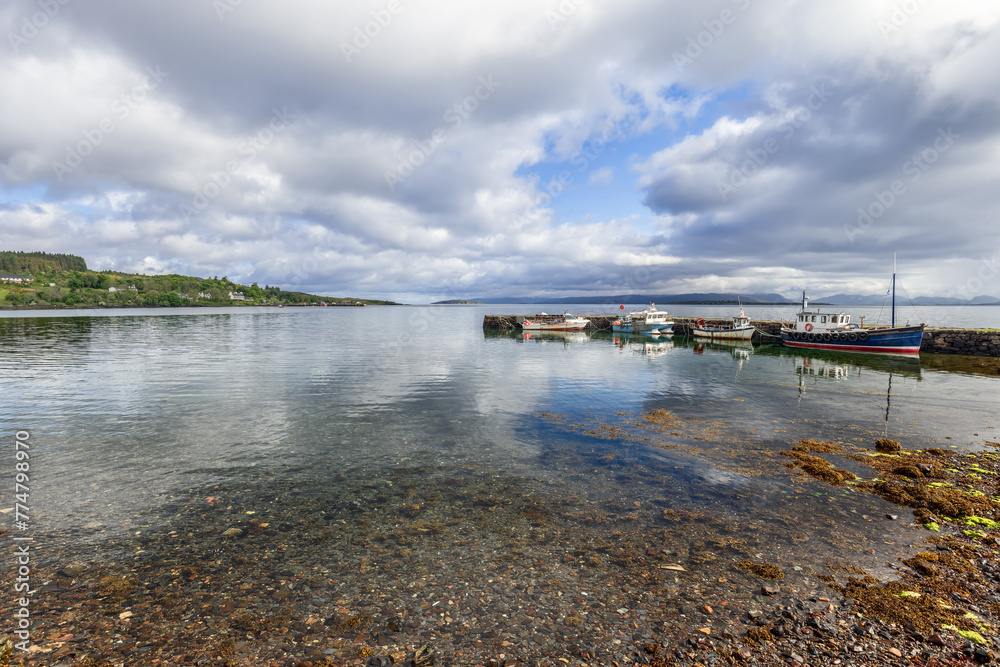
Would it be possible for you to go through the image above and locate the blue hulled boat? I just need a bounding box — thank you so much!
[780,261,924,355]
[612,303,674,335]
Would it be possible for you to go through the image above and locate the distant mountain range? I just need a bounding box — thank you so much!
[471,292,794,305]
[469,292,1000,306]
[809,294,1000,306]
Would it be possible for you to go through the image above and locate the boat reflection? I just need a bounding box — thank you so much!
[483,329,592,345]
[588,330,675,357]
[520,330,590,344]
[691,338,753,359]
[615,333,674,357]
[753,344,922,379]
[756,344,922,435]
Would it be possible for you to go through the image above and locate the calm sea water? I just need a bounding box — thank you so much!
[2,305,999,570]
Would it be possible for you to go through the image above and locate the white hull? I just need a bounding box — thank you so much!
[521,321,588,331]
[692,308,754,341]
[521,312,590,331]
[692,326,754,340]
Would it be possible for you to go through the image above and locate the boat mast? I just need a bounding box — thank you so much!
[891,252,896,328]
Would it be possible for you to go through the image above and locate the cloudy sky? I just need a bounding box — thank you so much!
[2,0,999,302]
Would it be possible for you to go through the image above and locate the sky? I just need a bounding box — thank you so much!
[1,0,999,303]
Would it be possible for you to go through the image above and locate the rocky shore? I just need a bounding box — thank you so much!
[5,432,1000,667]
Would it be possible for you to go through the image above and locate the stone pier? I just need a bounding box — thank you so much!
[482,315,1000,357]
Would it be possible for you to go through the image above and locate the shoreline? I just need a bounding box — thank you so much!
[0,302,398,313]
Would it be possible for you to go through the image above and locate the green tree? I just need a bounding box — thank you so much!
[245,282,264,300]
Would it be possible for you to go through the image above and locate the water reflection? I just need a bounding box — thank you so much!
[0,310,996,553]
[519,330,591,345]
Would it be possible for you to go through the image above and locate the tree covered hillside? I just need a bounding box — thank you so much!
[0,253,391,307]
[0,250,88,274]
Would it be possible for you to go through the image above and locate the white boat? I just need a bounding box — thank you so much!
[612,303,674,334]
[692,307,755,340]
[520,312,590,331]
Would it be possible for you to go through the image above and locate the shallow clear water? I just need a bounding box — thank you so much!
[2,305,999,574]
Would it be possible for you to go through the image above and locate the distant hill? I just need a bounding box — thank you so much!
[471,293,795,305]
[467,291,1000,306]
[817,293,1000,306]
[432,299,483,304]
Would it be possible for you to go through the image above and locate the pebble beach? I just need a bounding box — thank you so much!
[6,433,1000,667]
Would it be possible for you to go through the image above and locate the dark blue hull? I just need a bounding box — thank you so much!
[781,325,924,355]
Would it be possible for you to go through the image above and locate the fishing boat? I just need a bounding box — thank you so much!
[520,312,590,331]
[780,258,924,355]
[692,307,755,340]
[612,303,674,334]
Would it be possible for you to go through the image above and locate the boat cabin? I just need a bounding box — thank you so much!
[629,303,671,325]
[792,311,853,332]
[732,312,751,329]
[787,291,857,333]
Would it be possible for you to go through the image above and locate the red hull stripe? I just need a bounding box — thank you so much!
[782,341,920,354]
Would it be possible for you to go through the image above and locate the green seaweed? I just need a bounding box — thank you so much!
[941,625,987,645]
[964,516,1000,529]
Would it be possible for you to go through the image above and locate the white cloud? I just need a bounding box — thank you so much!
[2,0,1000,299]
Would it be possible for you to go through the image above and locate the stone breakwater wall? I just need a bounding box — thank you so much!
[482,316,1000,357]
[922,328,1000,356]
